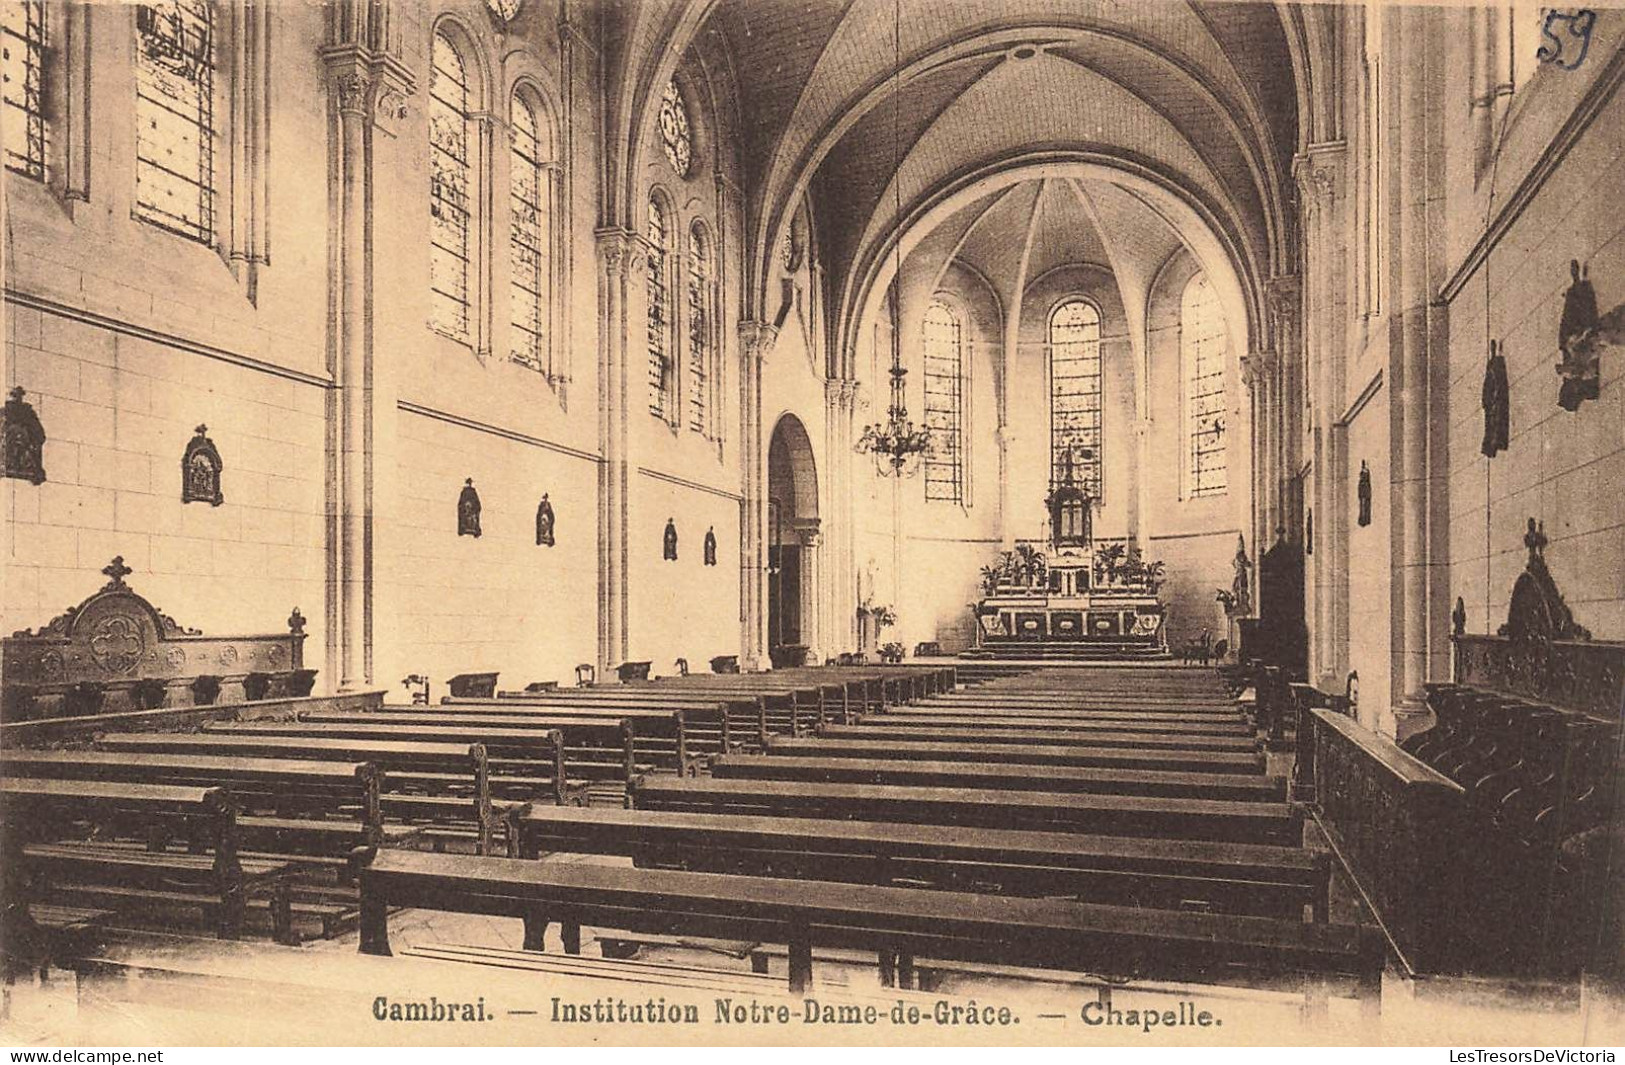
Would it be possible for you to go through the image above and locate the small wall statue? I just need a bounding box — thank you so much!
[663,518,678,560]
[1558,260,1601,412]
[1482,340,1510,457]
[181,424,224,506]
[703,526,717,566]
[536,493,555,546]
[2,386,46,485]
[1357,461,1372,527]
[458,478,482,538]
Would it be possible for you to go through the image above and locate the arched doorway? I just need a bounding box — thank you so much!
[767,414,820,667]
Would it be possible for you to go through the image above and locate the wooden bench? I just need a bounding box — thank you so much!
[299,710,648,785]
[709,753,1286,802]
[875,708,1254,734]
[766,736,1265,775]
[483,692,751,754]
[507,805,1330,921]
[0,748,391,864]
[0,778,292,945]
[354,849,1379,1004]
[831,721,1260,752]
[633,777,1301,845]
[429,699,726,770]
[94,732,499,855]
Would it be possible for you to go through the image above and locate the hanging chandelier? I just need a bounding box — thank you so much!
[854,0,931,478]
[856,358,933,476]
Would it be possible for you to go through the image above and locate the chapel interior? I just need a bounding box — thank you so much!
[0,0,1622,1046]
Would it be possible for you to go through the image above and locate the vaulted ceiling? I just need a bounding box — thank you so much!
[682,0,1304,368]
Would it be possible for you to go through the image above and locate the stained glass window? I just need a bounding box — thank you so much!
[1182,274,1229,497]
[686,222,712,434]
[428,31,472,339]
[135,0,216,242]
[1,0,46,180]
[1049,300,1102,500]
[658,80,691,177]
[922,300,963,504]
[509,93,549,373]
[647,195,672,419]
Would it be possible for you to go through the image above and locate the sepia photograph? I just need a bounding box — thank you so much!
[0,0,1621,1051]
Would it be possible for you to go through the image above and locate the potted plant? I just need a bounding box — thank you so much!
[879,641,905,664]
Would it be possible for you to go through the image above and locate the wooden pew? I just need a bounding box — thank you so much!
[709,754,1286,802]
[507,805,1330,921]
[419,700,723,770]
[633,777,1301,845]
[0,778,292,944]
[94,733,499,855]
[617,676,834,731]
[767,736,1265,775]
[354,849,1380,1006]
[830,721,1259,753]
[875,707,1254,733]
[299,710,648,784]
[923,694,1238,714]
[0,749,390,856]
[491,691,762,751]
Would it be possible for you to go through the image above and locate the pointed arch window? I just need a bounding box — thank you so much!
[1182,274,1228,498]
[428,30,472,339]
[922,299,964,504]
[686,221,713,434]
[509,91,551,374]
[647,194,673,419]
[1049,300,1102,501]
[2,0,46,181]
[134,0,216,243]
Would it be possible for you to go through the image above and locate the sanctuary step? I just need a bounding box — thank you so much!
[961,639,1173,661]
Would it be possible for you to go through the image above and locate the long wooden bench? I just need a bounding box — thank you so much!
[354,849,1380,1004]
[766,735,1265,774]
[920,696,1240,716]
[299,710,647,785]
[478,693,752,754]
[1,749,390,856]
[616,677,833,731]
[633,777,1301,845]
[507,805,1330,921]
[0,778,292,945]
[831,721,1259,752]
[416,701,719,772]
[95,732,499,854]
[882,706,1252,732]
[709,753,1286,802]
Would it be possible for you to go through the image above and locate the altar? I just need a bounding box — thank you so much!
[969,453,1167,656]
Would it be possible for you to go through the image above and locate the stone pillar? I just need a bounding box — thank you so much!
[321,30,412,691]
[995,425,1016,548]
[824,377,859,655]
[738,322,778,669]
[1389,8,1450,723]
[794,521,823,663]
[594,228,637,674]
[1295,144,1350,689]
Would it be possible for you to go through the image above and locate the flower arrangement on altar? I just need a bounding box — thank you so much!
[979,544,1048,595]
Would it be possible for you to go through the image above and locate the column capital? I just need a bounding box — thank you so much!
[1291,143,1345,219]
[792,517,822,548]
[738,321,780,364]
[594,227,639,280]
[1241,350,1278,389]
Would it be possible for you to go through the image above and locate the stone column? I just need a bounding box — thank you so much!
[794,521,823,663]
[824,377,859,655]
[594,228,637,674]
[995,425,1016,548]
[1389,8,1450,726]
[1295,144,1350,689]
[737,322,778,669]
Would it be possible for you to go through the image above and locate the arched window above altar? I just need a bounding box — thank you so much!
[1049,299,1102,503]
